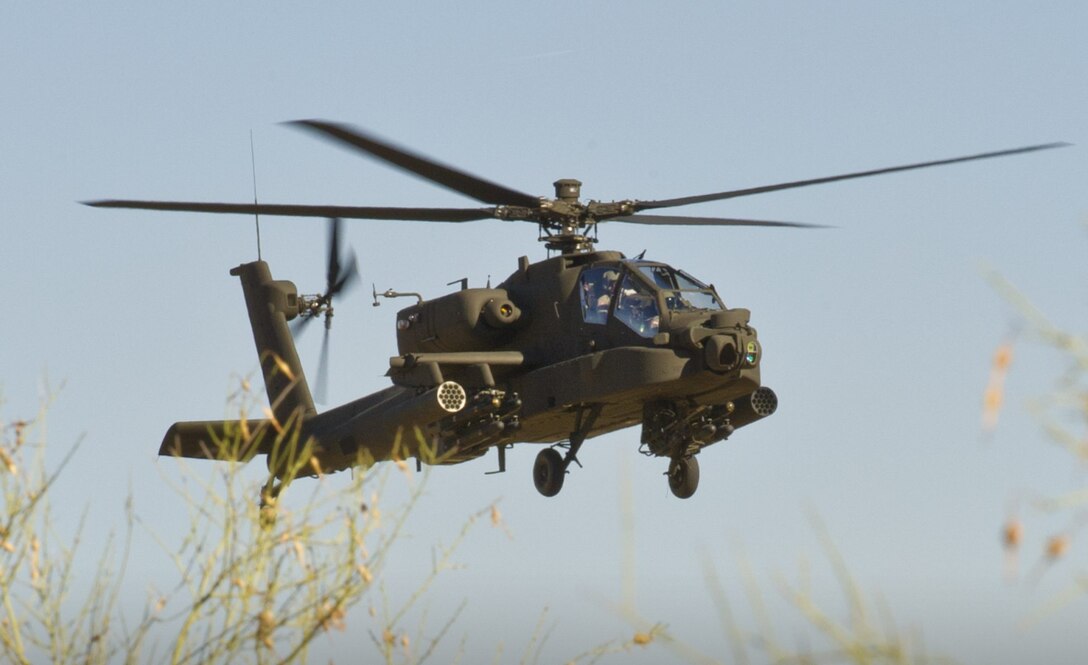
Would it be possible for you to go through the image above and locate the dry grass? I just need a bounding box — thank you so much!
[0,381,501,665]
[983,265,1088,623]
[607,457,951,665]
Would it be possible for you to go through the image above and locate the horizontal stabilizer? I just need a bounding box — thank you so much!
[159,419,274,461]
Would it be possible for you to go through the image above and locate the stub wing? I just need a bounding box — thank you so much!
[159,419,275,461]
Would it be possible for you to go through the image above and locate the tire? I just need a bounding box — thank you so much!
[533,448,565,497]
[668,456,700,499]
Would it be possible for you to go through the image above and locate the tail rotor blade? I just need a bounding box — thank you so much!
[314,327,330,405]
[332,249,359,297]
[311,216,358,404]
[326,217,342,294]
[323,217,360,299]
[290,313,314,336]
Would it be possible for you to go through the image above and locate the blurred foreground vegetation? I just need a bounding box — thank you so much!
[985,268,1088,623]
[0,389,954,665]
[0,387,506,665]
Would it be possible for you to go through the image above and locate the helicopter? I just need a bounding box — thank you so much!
[86,121,1065,498]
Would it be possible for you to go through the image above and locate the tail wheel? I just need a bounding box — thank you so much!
[533,448,565,497]
[668,456,700,499]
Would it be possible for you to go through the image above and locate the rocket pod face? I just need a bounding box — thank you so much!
[436,381,468,412]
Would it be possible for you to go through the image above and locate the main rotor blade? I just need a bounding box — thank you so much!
[288,120,542,208]
[84,200,497,222]
[634,142,1070,211]
[610,214,825,228]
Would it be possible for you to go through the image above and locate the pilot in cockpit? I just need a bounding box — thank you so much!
[596,270,619,313]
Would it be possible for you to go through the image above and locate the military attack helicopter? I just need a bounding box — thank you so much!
[87,122,1064,498]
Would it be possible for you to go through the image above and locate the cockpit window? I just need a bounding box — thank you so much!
[639,265,675,290]
[664,289,722,311]
[635,263,723,313]
[580,266,619,325]
[674,270,709,291]
[614,273,660,338]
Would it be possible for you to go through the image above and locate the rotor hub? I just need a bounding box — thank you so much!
[536,190,599,254]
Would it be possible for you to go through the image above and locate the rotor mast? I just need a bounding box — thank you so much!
[521,179,636,254]
[541,179,591,254]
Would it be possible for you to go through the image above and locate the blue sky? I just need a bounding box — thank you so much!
[2,2,1087,663]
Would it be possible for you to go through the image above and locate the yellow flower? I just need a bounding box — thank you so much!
[632,631,653,646]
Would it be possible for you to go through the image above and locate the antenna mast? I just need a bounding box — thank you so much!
[250,130,262,260]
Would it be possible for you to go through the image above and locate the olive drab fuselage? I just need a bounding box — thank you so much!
[381,248,775,465]
[159,249,778,498]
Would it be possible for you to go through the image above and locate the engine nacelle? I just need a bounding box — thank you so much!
[395,288,524,354]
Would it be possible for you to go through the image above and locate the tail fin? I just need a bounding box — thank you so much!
[230,261,317,425]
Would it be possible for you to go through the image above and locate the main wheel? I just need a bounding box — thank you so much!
[668,456,700,499]
[533,448,565,497]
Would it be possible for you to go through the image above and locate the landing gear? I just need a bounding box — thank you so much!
[532,404,601,497]
[667,456,700,499]
[533,448,565,497]
[258,478,285,528]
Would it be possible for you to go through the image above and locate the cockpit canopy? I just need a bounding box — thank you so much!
[579,260,724,338]
[633,262,724,313]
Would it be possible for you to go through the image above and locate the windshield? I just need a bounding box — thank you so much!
[614,272,660,338]
[579,266,619,325]
[635,263,723,312]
